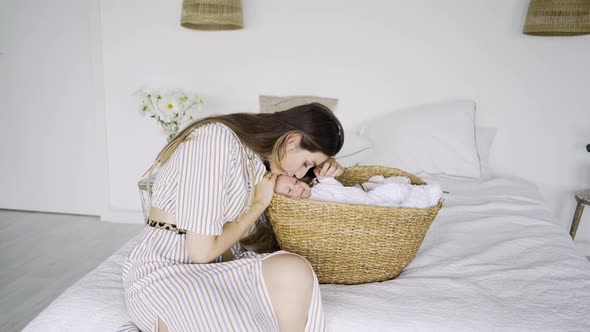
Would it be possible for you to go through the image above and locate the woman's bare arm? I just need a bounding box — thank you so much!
[186,172,276,264]
[186,202,266,263]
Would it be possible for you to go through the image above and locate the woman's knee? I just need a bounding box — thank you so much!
[262,253,314,289]
[157,317,169,332]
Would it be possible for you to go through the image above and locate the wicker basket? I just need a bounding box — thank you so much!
[266,166,443,285]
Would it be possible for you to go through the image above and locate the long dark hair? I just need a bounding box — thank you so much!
[149,102,343,169]
[146,102,344,253]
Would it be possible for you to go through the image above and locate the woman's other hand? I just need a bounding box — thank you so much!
[314,157,344,178]
[253,172,277,208]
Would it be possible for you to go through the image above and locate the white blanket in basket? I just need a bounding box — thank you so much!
[311,176,442,208]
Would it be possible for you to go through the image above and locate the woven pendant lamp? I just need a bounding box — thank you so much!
[181,0,243,30]
[523,0,590,36]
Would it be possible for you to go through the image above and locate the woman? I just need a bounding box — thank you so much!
[121,103,344,332]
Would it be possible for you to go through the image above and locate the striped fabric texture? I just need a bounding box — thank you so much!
[120,123,326,331]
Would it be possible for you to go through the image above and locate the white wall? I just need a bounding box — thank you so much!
[2,0,589,253]
[99,0,590,251]
[0,0,108,216]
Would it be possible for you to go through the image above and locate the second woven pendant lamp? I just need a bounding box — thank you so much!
[523,0,590,36]
[181,0,243,31]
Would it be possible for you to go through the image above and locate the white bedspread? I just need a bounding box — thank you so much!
[24,175,590,332]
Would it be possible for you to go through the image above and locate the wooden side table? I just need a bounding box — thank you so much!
[570,190,590,239]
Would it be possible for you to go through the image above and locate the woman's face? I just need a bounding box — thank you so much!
[270,133,330,179]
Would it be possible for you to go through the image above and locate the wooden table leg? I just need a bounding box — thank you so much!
[570,201,585,239]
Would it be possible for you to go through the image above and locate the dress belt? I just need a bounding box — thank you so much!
[147,207,187,235]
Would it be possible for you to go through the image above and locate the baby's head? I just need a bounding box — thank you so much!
[274,175,311,198]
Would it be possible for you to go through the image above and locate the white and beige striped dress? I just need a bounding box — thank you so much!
[121,123,326,332]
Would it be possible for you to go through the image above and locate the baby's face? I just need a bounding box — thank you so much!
[274,175,311,198]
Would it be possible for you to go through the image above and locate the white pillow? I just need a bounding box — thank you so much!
[476,126,497,177]
[336,132,373,168]
[358,100,481,178]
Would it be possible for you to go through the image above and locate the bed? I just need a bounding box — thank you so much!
[24,100,590,331]
[23,173,590,332]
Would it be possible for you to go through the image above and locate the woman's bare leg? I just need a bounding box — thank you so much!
[262,253,314,332]
[157,317,169,332]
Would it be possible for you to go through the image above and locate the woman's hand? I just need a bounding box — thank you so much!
[314,157,344,178]
[253,172,277,208]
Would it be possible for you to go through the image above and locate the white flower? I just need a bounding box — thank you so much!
[135,87,203,141]
[133,87,149,99]
[157,96,179,122]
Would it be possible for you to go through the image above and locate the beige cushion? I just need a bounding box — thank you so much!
[259,95,338,113]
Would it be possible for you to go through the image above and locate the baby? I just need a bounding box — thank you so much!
[274,175,312,199]
[274,174,442,209]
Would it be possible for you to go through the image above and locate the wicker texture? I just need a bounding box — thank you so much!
[524,0,590,36]
[181,0,243,31]
[266,166,443,285]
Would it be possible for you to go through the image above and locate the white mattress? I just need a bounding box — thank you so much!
[23,175,590,332]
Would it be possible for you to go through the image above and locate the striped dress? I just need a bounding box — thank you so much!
[121,123,326,332]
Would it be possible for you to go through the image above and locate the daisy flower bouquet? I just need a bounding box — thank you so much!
[135,88,204,142]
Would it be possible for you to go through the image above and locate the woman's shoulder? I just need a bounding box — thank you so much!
[190,122,240,143]
[189,122,242,148]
